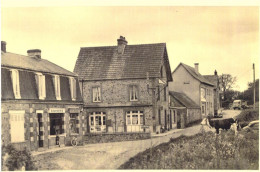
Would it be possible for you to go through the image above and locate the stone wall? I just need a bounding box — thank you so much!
[83,132,151,144]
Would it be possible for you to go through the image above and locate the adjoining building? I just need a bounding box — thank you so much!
[169,63,215,118]
[169,91,201,129]
[1,41,83,151]
[203,70,222,115]
[73,36,173,138]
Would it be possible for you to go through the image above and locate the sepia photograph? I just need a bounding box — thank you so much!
[1,0,259,170]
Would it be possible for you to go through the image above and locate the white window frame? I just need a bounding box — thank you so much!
[53,75,61,100]
[92,87,101,102]
[130,85,138,101]
[69,77,76,101]
[126,111,144,132]
[10,69,21,99]
[35,72,46,100]
[9,110,25,143]
[89,112,106,133]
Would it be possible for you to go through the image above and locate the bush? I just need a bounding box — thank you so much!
[1,144,37,171]
[236,109,259,128]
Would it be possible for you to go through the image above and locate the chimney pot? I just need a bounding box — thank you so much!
[194,63,199,73]
[1,41,7,53]
[117,36,127,54]
[27,49,41,59]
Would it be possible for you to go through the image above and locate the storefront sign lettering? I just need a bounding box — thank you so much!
[48,108,65,113]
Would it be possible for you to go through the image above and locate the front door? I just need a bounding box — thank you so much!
[201,103,206,116]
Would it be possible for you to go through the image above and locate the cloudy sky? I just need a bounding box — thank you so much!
[1,5,259,91]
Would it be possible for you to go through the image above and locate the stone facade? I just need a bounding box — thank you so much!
[1,101,83,151]
[81,77,170,134]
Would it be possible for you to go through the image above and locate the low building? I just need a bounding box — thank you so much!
[169,91,201,129]
[73,36,173,138]
[1,41,83,151]
[169,63,215,118]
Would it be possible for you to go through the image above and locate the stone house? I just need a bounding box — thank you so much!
[203,70,222,115]
[74,36,173,135]
[169,91,201,129]
[1,41,83,151]
[169,63,215,118]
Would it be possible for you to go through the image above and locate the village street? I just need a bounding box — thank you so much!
[33,110,241,170]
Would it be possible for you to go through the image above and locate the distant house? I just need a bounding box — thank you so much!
[203,70,222,115]
[169,63,215,118]
[169,91,201,128]
[74,36,173,135]
[1,41,83,151]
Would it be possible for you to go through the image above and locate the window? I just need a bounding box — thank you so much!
[89,112,106,133]
[201,88,206,101]
[53,75,61,100]
[9,110,25,142]
[11,69,21,99]
[158,109,161,125]
[164,87,167,101]
[126,111,144,132]
[35,73,46,100]
[69,77,76,101]
[130,85,138,101]
[92,87,101,102]
[50,113,64,135]
[70,113,79,134]
[158,86,160,101]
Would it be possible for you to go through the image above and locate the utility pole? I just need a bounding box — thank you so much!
[253,63,255,109]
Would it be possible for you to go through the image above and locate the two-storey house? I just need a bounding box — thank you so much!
[169,63,215,118]
[1,41,83,151]
[203,70,222,115]
[74,36,172,135]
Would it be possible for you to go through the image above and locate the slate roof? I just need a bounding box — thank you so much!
[203,75,218,88]
[74,43,172,81]
[169,91,200,108]
[1,52,77,76]
[173,63,214,86]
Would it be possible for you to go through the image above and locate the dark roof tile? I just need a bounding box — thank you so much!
[169,91,200,108]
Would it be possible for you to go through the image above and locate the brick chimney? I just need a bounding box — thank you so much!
[214,70,218,76]
[1,41,6,53]
[194,63,199,73]
[117,36,127,54]
[27,49,41,59]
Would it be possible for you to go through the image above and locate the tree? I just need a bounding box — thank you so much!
[219,74,237,101]
[239,79,259,105]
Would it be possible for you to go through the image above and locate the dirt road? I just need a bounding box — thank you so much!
[33,110,241,170]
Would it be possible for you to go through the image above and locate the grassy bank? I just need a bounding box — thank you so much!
[120,109,259,170]
[119,129,258,169]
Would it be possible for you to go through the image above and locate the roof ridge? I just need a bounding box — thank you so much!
[80,42,166,49]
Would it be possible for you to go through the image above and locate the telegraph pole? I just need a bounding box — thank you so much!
[253,63,255,109]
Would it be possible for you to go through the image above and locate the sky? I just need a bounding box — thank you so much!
[1,5,259,91]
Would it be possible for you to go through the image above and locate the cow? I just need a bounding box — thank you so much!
[201,116,240,134]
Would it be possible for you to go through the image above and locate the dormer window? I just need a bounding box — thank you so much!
[92,87,101,102]
[53,75,61,100]
[130,85,138,101]
[10,69,21,99]
[69,77,76,101]
[35,73,46,100]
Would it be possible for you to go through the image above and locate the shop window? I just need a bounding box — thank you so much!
[9,110,25,143]
[129,85,138,101]
[50,113,64,135]
[10,69,21,99]
[89,112,106,133]
[92,87,101,102]
[70,113,79,134]
[126,111,144,132]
